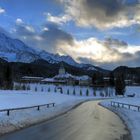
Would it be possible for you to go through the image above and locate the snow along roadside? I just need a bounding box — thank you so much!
[0,98,97,136]
[100,100,140,140]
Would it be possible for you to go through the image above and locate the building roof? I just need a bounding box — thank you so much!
[75,75,91,80]
[22,76,44,80]
[42,78,65,83]
[54,73,75,79]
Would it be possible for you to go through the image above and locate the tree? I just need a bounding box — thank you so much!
[22,84,26,90]
[73,88,76,95]
[60,88,63,94]
[92,72,104,86]
[4,64,13,89]
[93,88,96,96]
[80,89,82,96]
[109,72,115,96]
[105,87,108,97]
[115,75,126,96]
[67,89,70,95]
[54,87,57,93]
[35,86,37,92]
[109,72,115,87]
[41,87,44,92]
[48,87,51,92]
[27,85,30,90]
[86,89,89,96]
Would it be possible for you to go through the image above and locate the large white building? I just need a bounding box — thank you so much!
[42,63,92,86]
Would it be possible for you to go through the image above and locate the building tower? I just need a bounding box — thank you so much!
[59,62,66,75]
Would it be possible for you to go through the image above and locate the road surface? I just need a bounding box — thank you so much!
[0,101,131,140]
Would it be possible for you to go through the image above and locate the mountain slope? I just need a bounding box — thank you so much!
[0,32,109,73]
[0,33,40,62]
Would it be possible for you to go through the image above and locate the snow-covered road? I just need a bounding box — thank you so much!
[0,101,131,140]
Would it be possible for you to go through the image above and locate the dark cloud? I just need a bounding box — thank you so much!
[85,0,122,16]
[15,25,35,37]
[59,0,140,29]
[104,38,128,48]
[13,22,74,52]
[40,23,74,51]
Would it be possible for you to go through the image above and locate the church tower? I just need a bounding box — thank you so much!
[59,62,66,75]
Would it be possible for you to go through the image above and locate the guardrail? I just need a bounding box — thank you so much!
[111,101,140,112]
[0,103,55,116]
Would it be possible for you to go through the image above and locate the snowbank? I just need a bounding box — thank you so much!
[101,97,140,140]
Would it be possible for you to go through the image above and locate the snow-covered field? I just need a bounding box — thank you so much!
[0,89,104,135]
[0,85,140,138]
[13,83,115,97]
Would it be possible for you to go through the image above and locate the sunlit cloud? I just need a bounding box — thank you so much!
[56,37,140,69]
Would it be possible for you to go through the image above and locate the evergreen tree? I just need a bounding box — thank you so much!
[27,85,30,90]
[115,75,126,96]
[22,84,26,90]
[73,88,76,95]
[105,87,108,97]
[48,87,50,92]
[41,87,44,92]
[67,89,70,95]
[80,89,82,96]
[54,87,57,93]
[4,64,13,89]
[35,86,37,92]
[93,88,96,96]
[86,89,89,96]
[109,72,115,96]
[109,72,115,87]
[60,88,63,94]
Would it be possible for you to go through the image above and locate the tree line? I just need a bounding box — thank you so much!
[92,72,126,96]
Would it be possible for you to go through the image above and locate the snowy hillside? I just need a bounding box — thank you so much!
[0,32,107,72]
[0,33,40,62]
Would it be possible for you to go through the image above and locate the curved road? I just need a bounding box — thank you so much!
[0,101,130,140]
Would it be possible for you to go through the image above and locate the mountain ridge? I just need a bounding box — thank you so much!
[0,32,109,73]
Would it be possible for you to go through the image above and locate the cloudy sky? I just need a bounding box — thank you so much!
[0,0,140,69]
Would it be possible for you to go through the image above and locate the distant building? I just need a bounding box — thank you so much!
[20,76,44,83]
[76,76,92,86]
[103,77,110,85]
[59,63,66,75]
[42,63,92,86]
[125,79,132,85]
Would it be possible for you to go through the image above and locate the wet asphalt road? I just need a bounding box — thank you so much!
[0,101,130,140]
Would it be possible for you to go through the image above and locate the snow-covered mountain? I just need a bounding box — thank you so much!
[0,33,40,62]
[0,32,108,72]
[39,51,78,66]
